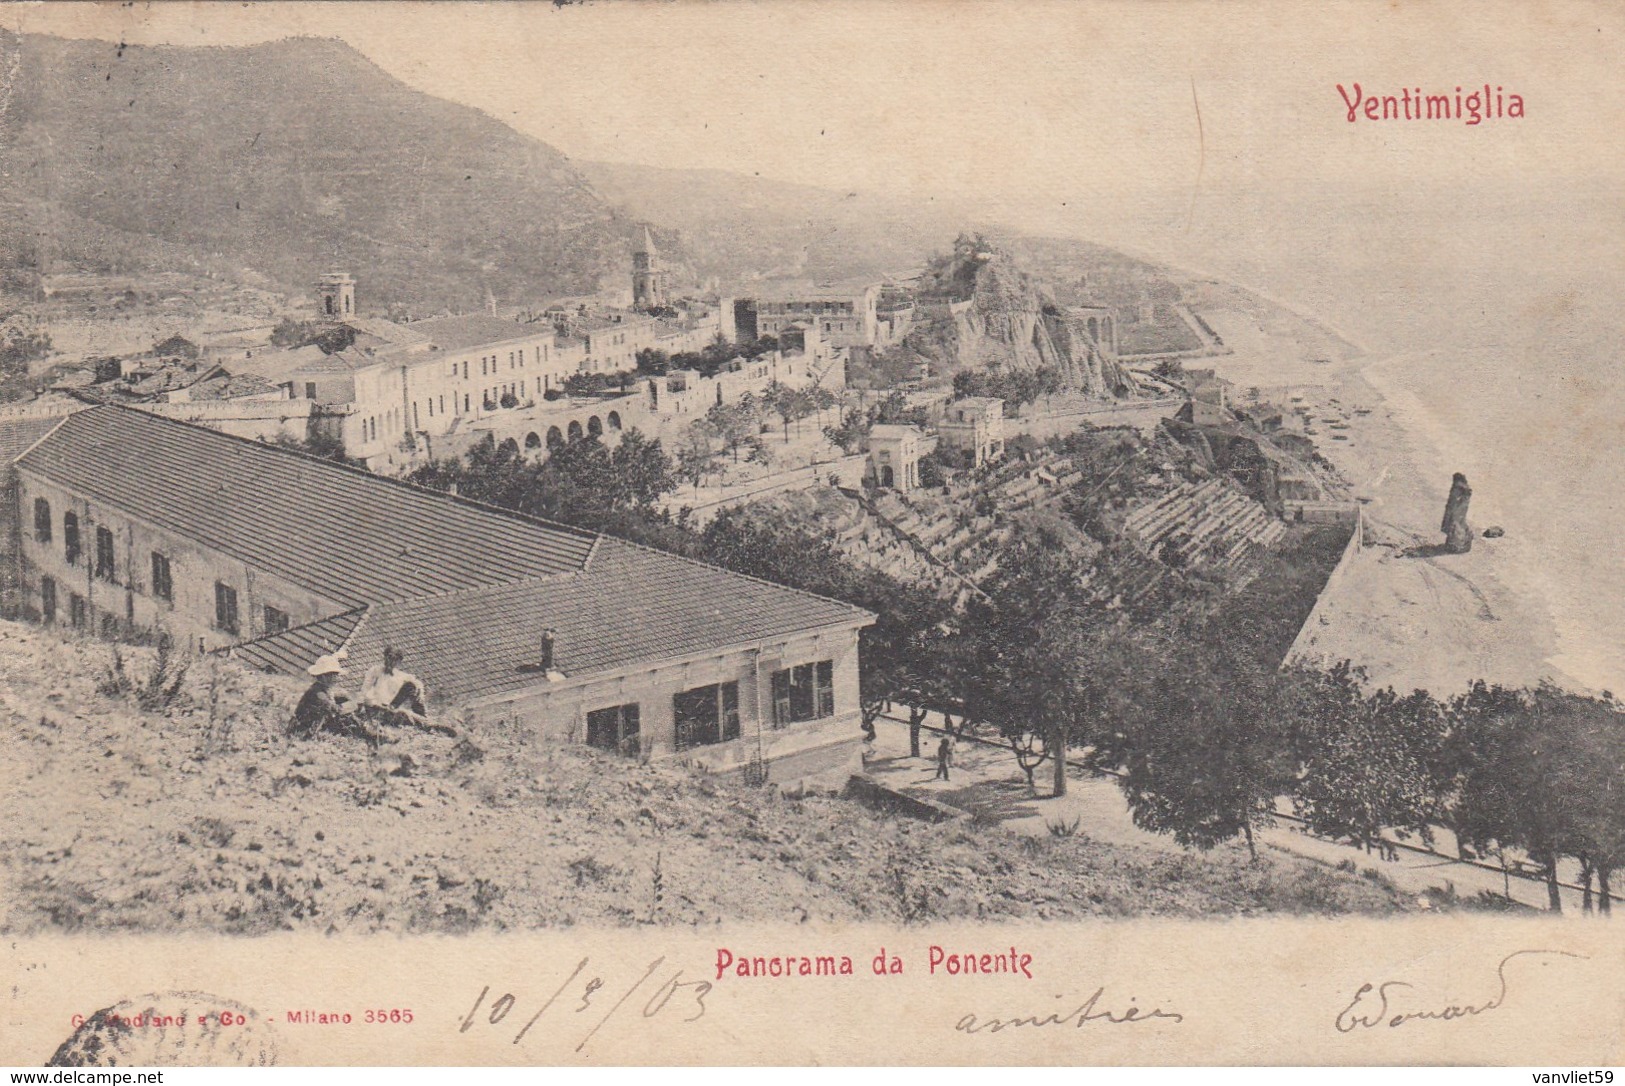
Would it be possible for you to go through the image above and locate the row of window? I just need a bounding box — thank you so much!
[448,345,554,381]
[587,662,837,757]
[768,301,859,315]
[371,375,566,445]
[34,499,116,580]
[31,498,287,640]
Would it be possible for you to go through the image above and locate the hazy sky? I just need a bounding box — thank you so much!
[12,1,1625,341]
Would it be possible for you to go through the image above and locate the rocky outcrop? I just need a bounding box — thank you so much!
[910,247,1134,399]
[1441,472,1473,553]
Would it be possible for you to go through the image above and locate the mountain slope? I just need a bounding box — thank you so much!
[0,32,635,312]
[578,158,978,284]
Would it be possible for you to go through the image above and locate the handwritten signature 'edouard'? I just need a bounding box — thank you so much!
[1335,949,1585,1033]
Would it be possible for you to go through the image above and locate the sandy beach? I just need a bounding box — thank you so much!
[1196,308,1567,699]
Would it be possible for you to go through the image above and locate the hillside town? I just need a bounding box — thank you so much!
[0,15,1619,952]
[7,210,1619,922]
[0,232,1145,777]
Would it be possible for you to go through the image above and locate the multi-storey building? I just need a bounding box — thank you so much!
[936,396,1006,469]
[233,293,586,471]
[749,280,883,350]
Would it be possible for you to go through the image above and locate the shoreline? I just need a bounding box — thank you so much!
[1193,308,1570,698]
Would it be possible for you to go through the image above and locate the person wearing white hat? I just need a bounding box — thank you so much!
[290,652,386,745]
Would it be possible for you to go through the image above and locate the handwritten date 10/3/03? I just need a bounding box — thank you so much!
[460,956,711,1053]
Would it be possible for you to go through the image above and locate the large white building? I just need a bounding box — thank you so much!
[231,283,592,471]
[213,262,739,470]
[750,279,885,350]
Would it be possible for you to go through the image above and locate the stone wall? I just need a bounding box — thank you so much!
[13,469,348,652]
[1281,505,1366,670]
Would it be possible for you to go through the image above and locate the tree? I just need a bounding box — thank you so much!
[1448,682,1625,913]
[636,347,670,375]
[1108,634,1297,859]
[1448,682,1572,911]
[1534,688,1625,914]
[808,386,840,429]
[960,538,1126,796]
[705,400,758,463]
[745,437,774,468]
[406,427,677,534]
[1288,662,1447,855]
[763,382,812,443]
[824,406,870,454]
[674,423,717,492]
[868,390,930,429]
[269,318,355,355]
[0,325,51,380]
[563,372,614,396]
[268,430,365,468]
[951,364,1058,412]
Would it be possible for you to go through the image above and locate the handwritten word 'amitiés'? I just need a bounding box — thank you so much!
[1337,83,1525,125]
[714,945,1035,980]
[956,988,1185,1035]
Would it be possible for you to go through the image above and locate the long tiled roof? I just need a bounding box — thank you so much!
[406,314,551,353]
[0,416,70,464]
[238,538,873,705]
[343,317,429,347]
[232,344,330,383]
[189,374,283,401]
[16,406,598,607]
[231,608,367,676]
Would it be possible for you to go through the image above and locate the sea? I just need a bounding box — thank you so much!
[1122,186,1625,694]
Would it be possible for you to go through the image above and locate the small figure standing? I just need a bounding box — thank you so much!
[934,734,954,781]
[1441,472,1473,554]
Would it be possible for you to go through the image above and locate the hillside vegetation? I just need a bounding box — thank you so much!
[0,32,633,312]
[0,620,1410,934]
[578,159,974,284]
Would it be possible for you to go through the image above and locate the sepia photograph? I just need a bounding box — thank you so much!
[0,0,1621,1069]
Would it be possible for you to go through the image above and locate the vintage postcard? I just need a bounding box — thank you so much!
[0,0,1622,1068]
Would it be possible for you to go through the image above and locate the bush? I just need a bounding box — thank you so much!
[97,637,190,714]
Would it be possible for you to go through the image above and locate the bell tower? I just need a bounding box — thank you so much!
[315,271,356,320]
[632,227,668,309]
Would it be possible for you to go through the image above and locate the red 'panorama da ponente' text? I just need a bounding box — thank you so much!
[714,945,1035,980]
[1337,83,1525,125]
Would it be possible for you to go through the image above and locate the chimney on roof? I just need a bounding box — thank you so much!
[539,628,555,673]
